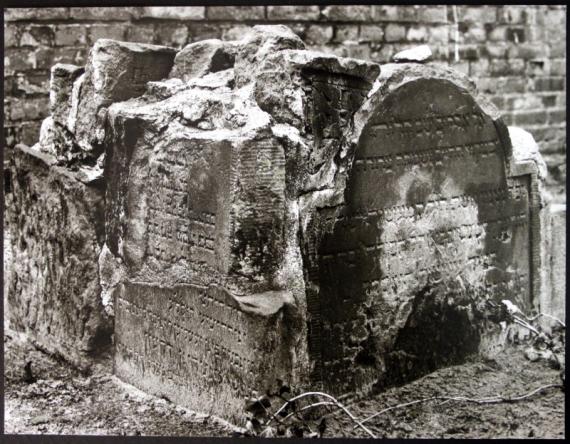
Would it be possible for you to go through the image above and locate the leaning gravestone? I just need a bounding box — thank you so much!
[6,25,549,420]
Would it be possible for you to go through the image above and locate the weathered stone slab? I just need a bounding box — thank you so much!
[170,39,237,82]
[5,144,111,370]
[49,63,84,127]
[540,204,566,328]
[72,39,176,158]
[301,63,544,395]
[114,282,294,420]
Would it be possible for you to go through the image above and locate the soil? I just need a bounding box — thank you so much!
[4,325,564,438]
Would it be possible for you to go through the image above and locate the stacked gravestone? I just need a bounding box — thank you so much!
[6,25,551,419]
[6,39,177,369]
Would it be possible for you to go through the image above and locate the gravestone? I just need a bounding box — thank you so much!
[6,25,550,420]
[5,144,110,369]
[302,64,545,395]
[5,39,177,369]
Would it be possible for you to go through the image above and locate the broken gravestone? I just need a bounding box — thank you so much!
[5,39,177,369]
[7,26,550,419]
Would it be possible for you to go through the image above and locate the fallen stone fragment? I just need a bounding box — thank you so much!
[72,39,177,159]
[49,63,84,127]
[392,45,433,63]
[508,126,548,180]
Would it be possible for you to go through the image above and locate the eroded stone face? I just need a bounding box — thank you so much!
[303,69,540,395]
[6,145,111,370]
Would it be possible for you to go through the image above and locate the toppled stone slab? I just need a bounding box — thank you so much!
[392,45,433,63]
[6,144,111,370]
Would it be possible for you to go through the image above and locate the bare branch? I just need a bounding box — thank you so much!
[358,383,562,427]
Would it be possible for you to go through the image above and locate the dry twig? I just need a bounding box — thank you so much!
[357,383,562,427]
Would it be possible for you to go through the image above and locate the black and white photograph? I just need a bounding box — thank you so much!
[2,3,566,439]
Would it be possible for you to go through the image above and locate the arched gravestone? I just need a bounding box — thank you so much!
[309,64,540,395]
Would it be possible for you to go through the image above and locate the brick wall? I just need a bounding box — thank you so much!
[3,5,566,200]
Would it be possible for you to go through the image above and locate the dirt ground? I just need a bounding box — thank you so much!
[4,324,565,438]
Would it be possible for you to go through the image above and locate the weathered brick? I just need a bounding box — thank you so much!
[490,58,525,76]
[221,25,251,42]
[538,9,567,27]
[155,24,188,48]
[458,45,480,60]
[546,27,566,43]
[126,24,156,45]
[304,25,333,45]
[333,25,359,43]
[266,6,320,21]
[550,59,566,76]
[20,25,55,47]
[359,25,384,42]
[507,94,543,110]
[34,47,55,70]
[187,23,222,42]
[540,94,558,108]
[502,77,527,94]
[469,59,490,77]
[54,25,87,47]
[484,43,508,59]
[523,8,537,25]
[4,24,20,48]
[322,5,373,22]
[417,6,447,23]
[458,6,497,24]
[526,59,549,77]
[533,77,566,92]
[8,97,41,122]
[548,109,566,125]
[4,48,36,73]
[14,70,50,95]
[88,24,128,45]
[549,40,566,58]
[526,25,545,42]
[138,7,205,20]
[372,5,399,21]
[20,121,43,146]
[384,24,406,42]
[4,76,18,95]
[428,25,449,44]
[343,42,372,60]
[487,25,508,41]
[4,8,69,21]
[498,6,525,24]
[464,25,486,43]
[406,25,428,42]
[513,110,548,126]
[507,43,549,60]
[207,6,264,21]
[52,47,88,66]
[69,7,133,20]
[556,93,566,107]
[370,44,396,63]
[506,27,526,43]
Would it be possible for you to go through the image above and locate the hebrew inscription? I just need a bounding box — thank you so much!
[312,79,532,394]
[144,139,233,275]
